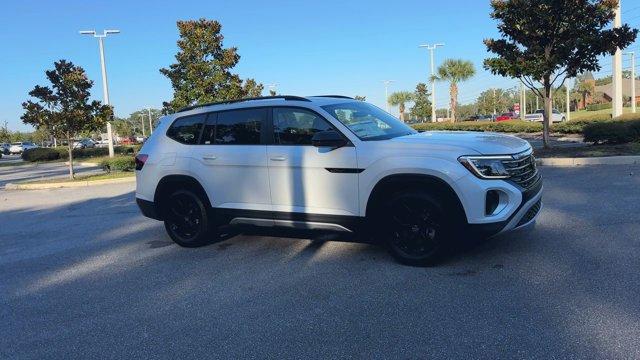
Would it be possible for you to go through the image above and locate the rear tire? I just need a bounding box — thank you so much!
[372,190,460,267]
[163,189,214,247]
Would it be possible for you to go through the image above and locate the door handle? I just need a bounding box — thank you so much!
[202,155,217,160]
[270,156,286,161]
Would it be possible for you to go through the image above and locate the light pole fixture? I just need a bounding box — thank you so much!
[382,80,395,112]
[79,29,120,157]
[626,52,636,113]
[419,43,444,122]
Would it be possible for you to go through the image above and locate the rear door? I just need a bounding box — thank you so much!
[190,108,272,213]
[266,107,359,217]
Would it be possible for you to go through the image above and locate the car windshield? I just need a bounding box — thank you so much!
[11,142,21,145]
[535,109,544,114]
[321,102,416,141]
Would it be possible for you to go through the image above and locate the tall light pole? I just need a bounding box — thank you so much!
[79,29,120,157]
[267,83,278,96]
[419,43,444,122]
[612,3,623,117]
[566,81,571,121]
[139,113,146,137]
[382,80,395,112]
[627,52,636,113]
[147,108,154,134]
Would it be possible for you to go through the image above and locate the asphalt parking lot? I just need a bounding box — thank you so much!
[1,164,639,359]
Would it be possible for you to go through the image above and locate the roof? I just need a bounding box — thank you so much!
[595,78,640,99]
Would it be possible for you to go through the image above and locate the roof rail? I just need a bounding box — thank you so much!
[312,95,354,99]
[177,95,311,113]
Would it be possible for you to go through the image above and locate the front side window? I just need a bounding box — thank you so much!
[215,108,265,145]
[321,102,415,141]
[273,108,333,145]
[166,114,206,144]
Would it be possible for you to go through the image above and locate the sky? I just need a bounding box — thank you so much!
[1,0,639,132]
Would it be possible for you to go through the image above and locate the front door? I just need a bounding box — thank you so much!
[266,107,359,218]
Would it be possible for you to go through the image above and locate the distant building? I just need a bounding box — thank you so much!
[595,78,640,105]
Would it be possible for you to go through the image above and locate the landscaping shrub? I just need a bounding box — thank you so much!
[412,120,542,133]
[21,148,61,162]
[99,156,136,172]
[583,119,640,144]
[585,103,612,111]
[52,145,140,159]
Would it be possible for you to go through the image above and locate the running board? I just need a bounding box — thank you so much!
[229,217,353,232]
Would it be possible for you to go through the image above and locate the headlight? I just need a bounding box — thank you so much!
[458,156,511,179]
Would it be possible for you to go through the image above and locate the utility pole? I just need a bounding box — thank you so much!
[382,80,395,112]
[633,52,637,114]
[79,29,120,157]
[520,82,527,120]
[147,108,154,134]
[566,82,571,121]
[139,113,146,137]
[419,43,444,122]
[612,3,623,117]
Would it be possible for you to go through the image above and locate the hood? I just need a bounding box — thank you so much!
[392,131,531,155]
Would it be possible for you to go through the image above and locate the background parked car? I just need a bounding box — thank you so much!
[72,138,96,149]
[524,109,566,123]
[1,143,10,155]
[496,112,518,122]
[9,142,38,154]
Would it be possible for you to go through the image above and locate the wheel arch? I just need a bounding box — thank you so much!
[365,173,467,222]
[154,175,212,218]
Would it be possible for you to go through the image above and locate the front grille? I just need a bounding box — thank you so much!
[501,150,540,189]
[516,199,542,227]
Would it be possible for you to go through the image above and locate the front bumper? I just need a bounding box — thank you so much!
[468,177,543,237]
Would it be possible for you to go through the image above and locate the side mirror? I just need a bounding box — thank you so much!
[311,130,348,149]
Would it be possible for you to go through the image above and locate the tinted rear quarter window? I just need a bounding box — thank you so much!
[166,114,206,144]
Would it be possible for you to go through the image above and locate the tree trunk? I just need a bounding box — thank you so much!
[67,136,75,179]
[450,83,458,122]
[543,83,552,149]
[399,103,405,122]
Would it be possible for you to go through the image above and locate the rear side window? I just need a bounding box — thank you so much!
[273,108,333,145]
[166,114,206,144]
[214,108,265,145]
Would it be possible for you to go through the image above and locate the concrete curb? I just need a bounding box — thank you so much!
[64,161,100,167]
[5,176,135,190]
[537,155,640,167]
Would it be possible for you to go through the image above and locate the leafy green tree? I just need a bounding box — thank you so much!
[0,122,10,143]
[21,60,112,178]
[484,0,637,148]
[476,88,513,115]
[160,19,264,112]
[434,59,476,122]
[387,91,414,122]
[410,83,432,122]
[354,95,366,101]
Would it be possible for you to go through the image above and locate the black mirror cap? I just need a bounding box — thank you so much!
[311,130,348,149]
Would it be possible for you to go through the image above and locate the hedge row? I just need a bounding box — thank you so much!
[412,114,640,135]
[22,145,141,163]
[585,103,612,111]
[99,156,136,172]
[52,145,141,159]
[583,119,640,144]
[22,148,61,162]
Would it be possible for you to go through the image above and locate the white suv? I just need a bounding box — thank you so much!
[135,96,542,266]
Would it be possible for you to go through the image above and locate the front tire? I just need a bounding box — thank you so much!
[163,189,214,247]
[374,190,458,266]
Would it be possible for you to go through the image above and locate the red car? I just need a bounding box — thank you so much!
[496,112,518,121]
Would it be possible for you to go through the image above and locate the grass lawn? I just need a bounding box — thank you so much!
[569,107,634,120]
[22,171,135,184]
[535,142,640,158]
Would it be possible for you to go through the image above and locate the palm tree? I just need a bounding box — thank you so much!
[435,59,476,122]
[387,91,414,122]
